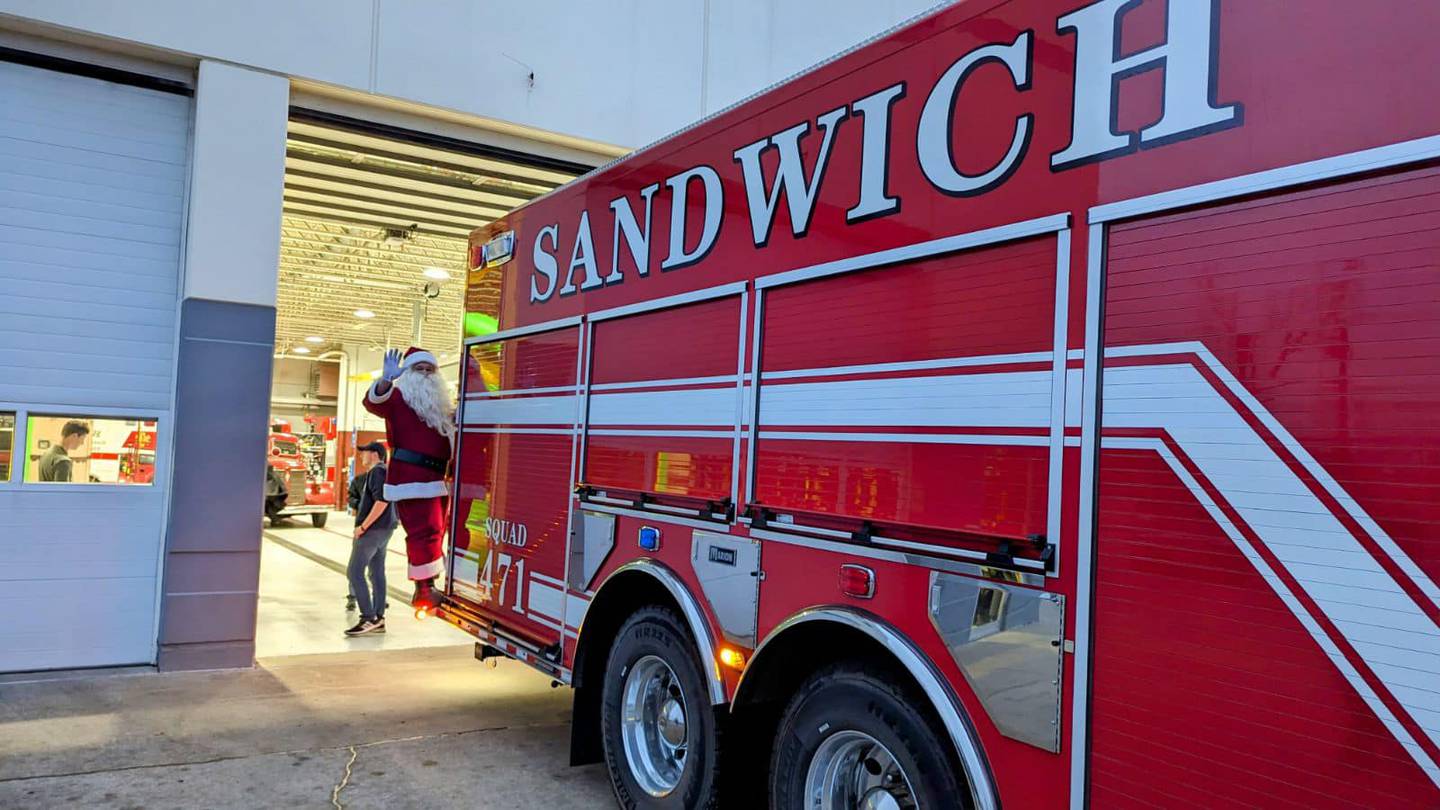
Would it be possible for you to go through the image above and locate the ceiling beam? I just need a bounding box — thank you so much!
[281,198,477,237]
[286,132,562,192]
[281,205,472,239]
[283,185,502,225]
[284,169,513,217]
[285,154,534,209]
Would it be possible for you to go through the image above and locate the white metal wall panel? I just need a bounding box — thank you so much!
[0,61,189,672]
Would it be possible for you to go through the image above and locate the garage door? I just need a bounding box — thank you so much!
[0,59,190,671]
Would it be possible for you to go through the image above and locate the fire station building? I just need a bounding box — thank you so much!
[0,1,936,674]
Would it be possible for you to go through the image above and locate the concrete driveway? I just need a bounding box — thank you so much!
[0,646,615,808]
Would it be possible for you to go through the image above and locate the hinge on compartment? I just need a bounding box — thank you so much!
[708,497,736,522]
[986,533,1055,572]
[851,520,876,546]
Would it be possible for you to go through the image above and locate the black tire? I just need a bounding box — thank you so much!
[311,512,328,528]
[770,662,970,810]
[600,606,723,809]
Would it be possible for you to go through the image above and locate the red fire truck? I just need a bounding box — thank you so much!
[433,1,1440,806]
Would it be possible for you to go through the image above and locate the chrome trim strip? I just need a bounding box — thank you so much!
[582,503,726,532]
[755,213,1069,290]
[760,350,1054,380]
[595,559,727,705]
[731,290,749,508]
[738,607,999,810]
[577,319,595,482]
[461,427,577,435]
[467,384,579,398]
[591,374,738,391]
[870,535,1046,571]
[747,528,1046,588]
[1047,225,1071,579]
[758,430,1051,446]
[463,315,583,345]
[1070,222,1106,810]
[588,428,730,438]
[1089,133,1440,224]
[745,289,765,504]
[587,280,749,322]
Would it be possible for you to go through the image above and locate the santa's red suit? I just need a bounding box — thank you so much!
[362,347,453,607]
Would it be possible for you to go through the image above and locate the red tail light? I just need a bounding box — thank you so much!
[839,564,875,599]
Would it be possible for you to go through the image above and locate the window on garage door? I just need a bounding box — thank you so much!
[23,415,159,485]
[0,412,13,481]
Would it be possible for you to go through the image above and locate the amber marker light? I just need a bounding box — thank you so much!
[718,647,746,671]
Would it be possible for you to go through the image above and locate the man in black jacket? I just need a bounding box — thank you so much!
[346,442,396,636]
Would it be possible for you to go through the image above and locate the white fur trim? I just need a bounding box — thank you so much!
[367,381,394,404]
[409,557,445,580]
[383,480,448,500]
[403,350,438,369]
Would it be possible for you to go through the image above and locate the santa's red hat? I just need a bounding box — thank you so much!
[401,346,438,369]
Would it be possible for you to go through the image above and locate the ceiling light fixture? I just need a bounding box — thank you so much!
[423,267,450,280]
[353,309,376,319]
[305,335,325,344]
[292,346,311,355]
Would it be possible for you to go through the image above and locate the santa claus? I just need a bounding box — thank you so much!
[362,346,455,609]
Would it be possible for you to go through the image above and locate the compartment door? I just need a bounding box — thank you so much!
[751,235,1062,567]
[581,293,746,517]
[451,324,580,645]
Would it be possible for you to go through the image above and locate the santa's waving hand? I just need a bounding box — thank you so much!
[362,346,455,610]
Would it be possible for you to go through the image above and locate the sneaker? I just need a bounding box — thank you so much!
[344,619,385,636]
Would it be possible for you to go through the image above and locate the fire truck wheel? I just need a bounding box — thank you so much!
[311,512,328,528]
[769,662,967,810]
[600,606,723,809]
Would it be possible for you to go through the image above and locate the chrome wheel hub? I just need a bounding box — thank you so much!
[621,655,689,796]
[805,730,917,810]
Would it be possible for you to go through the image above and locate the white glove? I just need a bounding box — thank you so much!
[381,348,403,382]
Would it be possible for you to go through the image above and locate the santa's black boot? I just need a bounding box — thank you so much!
[412,578,438,610]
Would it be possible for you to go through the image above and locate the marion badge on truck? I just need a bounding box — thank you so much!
[707,545,737,566]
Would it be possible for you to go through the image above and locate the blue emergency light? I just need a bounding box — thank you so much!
[638,526,662,552]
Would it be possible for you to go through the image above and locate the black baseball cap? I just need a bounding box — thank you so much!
[357,441,387,456]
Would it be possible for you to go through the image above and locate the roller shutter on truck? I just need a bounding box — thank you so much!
[1090,165,1440,805]
[750,234,1062,567]
[584,293,745,509]
[0,60,188,672]
[453,323,583,646]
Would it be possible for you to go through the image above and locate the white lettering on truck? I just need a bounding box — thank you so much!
[485,517,529,548]
[525,0,1238,302]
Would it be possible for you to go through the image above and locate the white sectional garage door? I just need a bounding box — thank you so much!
[0,60,189,671]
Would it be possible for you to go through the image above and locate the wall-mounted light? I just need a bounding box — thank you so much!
[422,267,450,280]
[304,335,325,344]
[353,309,375,319]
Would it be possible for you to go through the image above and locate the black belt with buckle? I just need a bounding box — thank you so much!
[393,447,447,472]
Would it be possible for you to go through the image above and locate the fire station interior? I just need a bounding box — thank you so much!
[257,111,582,656]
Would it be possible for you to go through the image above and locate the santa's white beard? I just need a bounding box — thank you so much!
[393,369,456,437]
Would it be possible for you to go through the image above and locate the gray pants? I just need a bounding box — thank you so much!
[347,527,392,621]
